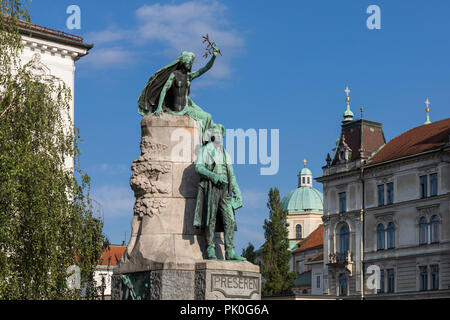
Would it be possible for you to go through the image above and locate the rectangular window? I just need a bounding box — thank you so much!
[316,275,321,289]
[430,173,438,197]
[297,261,303,274]
[431,265,439,290]
[339,192,346,213]
[420,175,428,198]
[386,183,394,205]
[377,185,385,206]
[419,266,428,291]
[387,269,395,293]
[378,270,385,294]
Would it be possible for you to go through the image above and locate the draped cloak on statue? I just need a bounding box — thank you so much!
[137,54,215,143]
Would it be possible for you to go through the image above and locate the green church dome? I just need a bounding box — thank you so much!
[282,186,323,213]
[299,167,312,175]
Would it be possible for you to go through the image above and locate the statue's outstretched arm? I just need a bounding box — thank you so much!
[191,53,217,81]
[155,73,175,115]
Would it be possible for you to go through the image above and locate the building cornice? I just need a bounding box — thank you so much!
[18,22,93,51]
[21,33,92,61]
[365,193,448,214]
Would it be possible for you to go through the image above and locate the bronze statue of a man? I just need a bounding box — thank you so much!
[194,124,246,261]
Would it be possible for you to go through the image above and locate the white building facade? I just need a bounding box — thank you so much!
[18,22,92,169]
[318,90,450,299]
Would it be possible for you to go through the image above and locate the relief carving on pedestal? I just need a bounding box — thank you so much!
[140,137,169,158]
[130,161,171,196]
[134,198,168,218]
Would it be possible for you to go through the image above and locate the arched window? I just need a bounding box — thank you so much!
[339,224,350,260]
[296,224,302,239]
[387,222,395,249]
[419,217,428,245]
[377,223,385,250]
[430,215,440,243]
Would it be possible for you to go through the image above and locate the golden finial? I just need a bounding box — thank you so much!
[303,159,307,167]
[424,98,431,125]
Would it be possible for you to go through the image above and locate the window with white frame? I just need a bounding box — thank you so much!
[430,173,438,197]
[430,215,440,243]
[387,269,395,293]
[430,265,439,290]
[419,173,438,198]
[296,224,302,239]
[377,223,385,250]
[339,192,346,213]
[419,217,428,245]
[387,222,395,249]
[419,266,428,291]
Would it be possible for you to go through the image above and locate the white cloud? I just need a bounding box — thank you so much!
[135,0,244,80]
[82,1,244,79]
[91,185,134,218]
[80,47,137,69]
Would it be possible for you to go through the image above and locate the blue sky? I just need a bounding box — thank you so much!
[29,0,450,252]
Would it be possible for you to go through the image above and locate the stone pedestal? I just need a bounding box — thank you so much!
[112,113,261,300]
[195,260,261,300]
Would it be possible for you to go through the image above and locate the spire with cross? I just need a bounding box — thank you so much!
[343,85,354,123]
[424,98,431,125]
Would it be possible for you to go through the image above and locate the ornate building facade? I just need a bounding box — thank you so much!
[317,88,450,299]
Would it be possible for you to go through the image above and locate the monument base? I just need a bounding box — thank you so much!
[111,260,261,300]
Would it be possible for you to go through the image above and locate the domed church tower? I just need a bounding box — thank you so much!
[282,160,324,241]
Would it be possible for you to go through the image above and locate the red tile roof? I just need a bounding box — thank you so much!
[369,118,450,165]
[294,225,323,253]
[100,245,126,266]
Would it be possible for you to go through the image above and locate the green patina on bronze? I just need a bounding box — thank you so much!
[137,41,245,262]
[138,49,218,142]
[121,273,149,300]
[194,125,246,261]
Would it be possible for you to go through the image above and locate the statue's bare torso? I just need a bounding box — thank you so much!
[171,70,190,112]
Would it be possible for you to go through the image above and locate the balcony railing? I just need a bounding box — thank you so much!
[328,251,352,265]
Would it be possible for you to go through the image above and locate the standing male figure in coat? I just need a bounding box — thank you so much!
[193,124,246,261]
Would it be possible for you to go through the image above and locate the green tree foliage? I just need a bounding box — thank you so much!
[0,1,106,299]
[241,242,257,264]
[261,188,296,296]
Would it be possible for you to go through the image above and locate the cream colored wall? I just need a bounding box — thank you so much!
[287,213,322,240]
[19,35,89,171]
